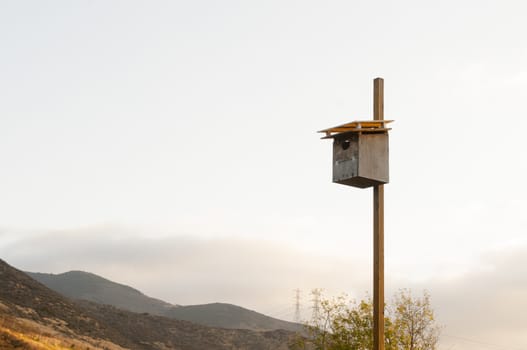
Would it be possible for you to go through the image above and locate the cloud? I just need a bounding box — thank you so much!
[1,227,369,318]
[409,247,527,350]
[3,227,527,349]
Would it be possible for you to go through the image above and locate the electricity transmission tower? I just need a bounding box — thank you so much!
[293,288,301,322]
[311,288,321,321]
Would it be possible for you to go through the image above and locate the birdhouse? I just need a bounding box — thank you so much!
[318,120,392,188]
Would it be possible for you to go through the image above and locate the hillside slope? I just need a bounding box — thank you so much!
[27,270,175,315]
[29,270,302,332]
[166,302,302,332]
[2,259,300,350]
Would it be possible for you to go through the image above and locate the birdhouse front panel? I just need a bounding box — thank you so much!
[332,132,389,188]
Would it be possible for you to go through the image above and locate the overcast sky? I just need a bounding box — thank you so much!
[1,1,526,349]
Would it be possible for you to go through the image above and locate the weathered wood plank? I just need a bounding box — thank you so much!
[373,77,385,350]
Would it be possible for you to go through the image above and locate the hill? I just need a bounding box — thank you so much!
[1,259,301,349]
[27,270,175,315]
[28,270,302,332]
[165,302,302,331]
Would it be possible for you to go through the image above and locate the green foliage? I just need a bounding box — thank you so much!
[304,289,440,350]
[390,290,440,350]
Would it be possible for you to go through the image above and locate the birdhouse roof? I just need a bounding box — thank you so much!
[318,120,393,139]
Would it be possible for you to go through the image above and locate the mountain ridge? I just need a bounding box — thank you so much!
[28,269,303,332]
[27,270,176,314]
[1,258,302,350]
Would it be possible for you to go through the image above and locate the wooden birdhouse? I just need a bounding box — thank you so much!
[318,120,392,188]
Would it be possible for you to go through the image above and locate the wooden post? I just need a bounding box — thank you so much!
[373,78,385,350]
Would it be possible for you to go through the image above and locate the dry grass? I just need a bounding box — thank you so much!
[0,315,127,350]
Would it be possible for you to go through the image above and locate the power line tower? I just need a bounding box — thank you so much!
[293,288,301,322]
[311,288,322,321]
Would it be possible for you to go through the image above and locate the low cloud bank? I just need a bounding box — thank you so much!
[2,228,526,349]
[422,247,527,349]
[1,228,368,318]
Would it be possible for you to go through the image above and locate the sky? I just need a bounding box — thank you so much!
[1,1,526,349]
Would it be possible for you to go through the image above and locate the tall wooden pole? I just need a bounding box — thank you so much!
[373,78,385,350]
